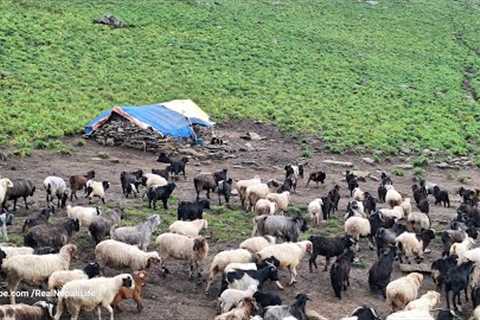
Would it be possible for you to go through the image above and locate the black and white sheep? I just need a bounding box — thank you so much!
[85,180,110,204]
[263,293,310,320]
[43,176,69,208]
[120,169,143,198]
[0,301,55,320]
[194,169,228,200]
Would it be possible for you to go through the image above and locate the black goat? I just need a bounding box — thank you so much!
[151,168,169,180]
[368,247,396,297]
[328,185,341,213]
[445,260,475,311]
[177,200,210,221]
[305,171,326,187]
[217,179,233,205]
[253,291,282,312]
[22,207,55,233]
[309,235,355,272]
[431,255,458,289]
[330,249,354,299]
[346,170,358,197]
[417,198,430,214]
[146,183,176,210]
[363,192,377,215]
[433,186,450,207]
[412,184,427,205]
[168,157,189,180]
[120,170,143,198]
[347,306,381,320]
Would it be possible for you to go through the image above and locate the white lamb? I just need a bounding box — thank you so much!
[407,211,431,232]
[0,178,13,206]
[48,262,100,294]
[459,247,480,265]
[218,285,257,313]
[86,180,110,204]
[344,216,373,251]
[53,273,134,320]
[66,205,101,228]
[405,290,440,312]
[385,185,402,208]
[256,240,312,286]
[206,248,253,293]
[395,232,430,263]
[143,173,168,189]
[155,233,209,279]
[266,191,290,213]
[0,245,34,258]
[255,199,278,216]
[95,239,160,271]
[308,199,323,225]
[239,236,276,254]
[472,305,480,320]
[2,244,77,304]
[235,176,262,208]
[386,272,423,311]
[450,237,475,263]
[246,183,272,211]
[169,219,208,237]
[400,198,412,216]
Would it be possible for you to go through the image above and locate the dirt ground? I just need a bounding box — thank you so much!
[0,121,478,319]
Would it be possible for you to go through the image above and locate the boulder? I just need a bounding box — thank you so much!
[322,160,354,167]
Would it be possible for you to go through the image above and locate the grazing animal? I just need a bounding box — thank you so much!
[386,272,423,311]
[405,290,441,311]
[309,235,355,272]
[363,192,377,215]
[239,236,276,254]
[433,186,450,207]
[69,170,95,201]
[346,171,359,197]
[0,178,14,208]
[263,293,310,320]
[43,176,69,208]
[0,209,14,241]
[444,260,475,311]
[111,214,161,250]
[120,170,143,198]
[218,178,233,205]
[5,178,36,211]
[22,207,55,233]
[306,171,326,187]
[308,199,324,225]
[85,180,110,204]
[431,255,458,289]
[253,215,308,242]
[24,218,80,250]
[0,301,55,320]
[177,200,210,221]
[328,185,341,213]
[146,182,176,209]
[194,169,228,200]
[369,246,396,297]
[95,239,161,271]
[330,249,355,299]
[168,219,208,237]
[395,230,435,264]
[88,210,122,244]
[48,262,101,292]
[112,270,148,313]
[341,306,381,320]
[168,157,189,180]
[66,205,101,228]
[385,185,402,208]
[214,297,256,320]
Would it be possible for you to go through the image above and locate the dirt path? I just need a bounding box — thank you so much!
[0,122,478,319]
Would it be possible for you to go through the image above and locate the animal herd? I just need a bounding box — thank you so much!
[0,156,480,320]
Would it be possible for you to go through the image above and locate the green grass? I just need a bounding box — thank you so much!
[1,0,480,155]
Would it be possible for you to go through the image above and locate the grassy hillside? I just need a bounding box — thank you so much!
[1,0,480,155]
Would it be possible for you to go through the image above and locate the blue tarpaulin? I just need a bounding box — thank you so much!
[84,103,213,139]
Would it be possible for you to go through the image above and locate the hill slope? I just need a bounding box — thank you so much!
[1,0,479,155]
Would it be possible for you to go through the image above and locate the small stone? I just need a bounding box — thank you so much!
[97,152,109,159]
[244,143,254,151]
[352,170,370,179]
[233,165,244,169]
[110,158,120,164]
[106,138,115,146]
[322,160,354,167]
[436,162,457,169]
[362,157,375,165]
[369,175,380,182]
[395,164,414,169]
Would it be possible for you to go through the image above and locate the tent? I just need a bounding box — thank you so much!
[84,100,213,139]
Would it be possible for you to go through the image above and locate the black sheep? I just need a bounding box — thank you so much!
[330,249,354,299]
[458,187,480,206]
[177,200,210,221]
[147,183,176,210]
[412,184,427,205]
[5,178,36,211]
[445,260,475,311]
[24,218,80,250]
[377,184,387,203]
[309,234,355,272]
[417,198,430,214]
[345,170,358,197]
[305,171,326,187]
[433,186,450,207]
[368,211,395,255]
[168,157,189,180]
[157,152,172,164]
[368,246,396,297]
[193,169,227,200]
[321,196,333,220]
[83,262,102,279]
[22,207,55,233]
[431,255,458,289]
[253,291,282,311]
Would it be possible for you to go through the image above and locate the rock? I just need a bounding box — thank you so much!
[178,148,204,158]
[399,263,431,274]
[0,152,8,161]
[241,132,263,141]
[322,160,354,167]
[369,175,380,182]
[400,147,411,154]
[241,160,259,166]
[233,165,245,169]
[97,152,110,159]
[362,157,375,165]
[352,170,370,179]
[395,164,414,169]
[436,162,457,169]
[200,160,212,165]
[365,0,378,5]
[106,138,115,146]
[109,158,120,164]
[244,143,254,151]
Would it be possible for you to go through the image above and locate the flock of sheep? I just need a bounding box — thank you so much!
[0,153,480,320]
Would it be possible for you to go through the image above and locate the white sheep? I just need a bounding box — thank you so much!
[395,232,430,263]
[379,206,405,221]
[266,191,290,213]
[235,176,262,208]
[218,285,257,313]
[344,216,373,251]
[168,219,208,237]
[143,173,168,189]
[95,239,160,271]
[0,301,55,320]
[86,180,110,204]
[53,273,134,320]
[405,290,440,312]
[246,183,272,211]
[308,198,323,225]
[450,237,475,263]
[66,205,101,228]
[155,233,209,279]
[239,236,276,254]
[386,272,423,311]
[206,248,253,293]
[256,240,312,286]
[0,178,13,206]
[2,243,77,304]
[407,211,431,232]
[472,306,480,320]
[43,176,69,207]
[0,245,34,258]
[255,199,278,216]
[385,185,402,208]
[352,187,365,201]
[400,198,412,216]
[386,310,434,320]
[458,247,480,265]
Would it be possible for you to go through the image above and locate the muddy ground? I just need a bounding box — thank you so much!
[0,121,478,319]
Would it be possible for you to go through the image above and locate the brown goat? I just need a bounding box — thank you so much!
[112,270,147,313]
[69,170,95,201]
